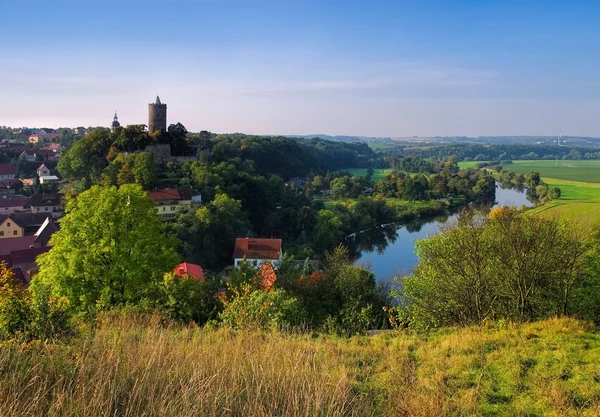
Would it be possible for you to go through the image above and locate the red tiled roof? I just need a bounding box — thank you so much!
[0,164,16,176]
[0,195,29,208]
[148,189,181,201]
[9,246,51,267]
[0,236,37,256]
[20,149,36,156]
[173,262,205,281]
[29,193,62,206]
[233,238,282,260]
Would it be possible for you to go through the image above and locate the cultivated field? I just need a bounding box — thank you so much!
[1,315,599,416]
[460,160,600,183]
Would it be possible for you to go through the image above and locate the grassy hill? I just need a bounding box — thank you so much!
[1,315,599,416]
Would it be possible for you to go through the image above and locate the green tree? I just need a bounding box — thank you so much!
[132,152,157,189]
[32,185,179,313]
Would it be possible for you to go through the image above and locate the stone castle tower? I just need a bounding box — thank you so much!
[148,96,167,134]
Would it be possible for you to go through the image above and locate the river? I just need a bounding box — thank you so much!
[352,185,534,282]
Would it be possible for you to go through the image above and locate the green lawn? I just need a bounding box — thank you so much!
[335,168,395,182]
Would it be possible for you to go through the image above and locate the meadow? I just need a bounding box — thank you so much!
[1,315,598,416]
[336,168,395,182]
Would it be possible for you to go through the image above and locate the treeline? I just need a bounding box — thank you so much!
[398,208,599,329]
[375,169,495,203]
[397,143,600,161]
[209,134,382,179]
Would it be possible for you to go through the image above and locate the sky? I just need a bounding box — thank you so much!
[1,0,600,137]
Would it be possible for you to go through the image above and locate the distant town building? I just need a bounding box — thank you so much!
[28,130,61,144]
[148,96,167,134]
[0,164,16,180]
[111,111,120,132]
[148,188,193,219]
[29,193,63,217]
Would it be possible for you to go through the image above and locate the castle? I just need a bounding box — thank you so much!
[111,95,167,134]
[148,96,167,134]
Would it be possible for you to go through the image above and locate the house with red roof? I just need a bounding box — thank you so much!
[0,195,29,214]
[29,193,63,217]
[173,262,205,281]
[148,188,193,219]
[233,237,283,268]
[0,164,16,180]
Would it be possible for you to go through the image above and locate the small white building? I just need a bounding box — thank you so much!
[39,175,59,184]
[233,238,283,268]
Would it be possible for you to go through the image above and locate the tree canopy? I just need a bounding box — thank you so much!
[32,184,179,312]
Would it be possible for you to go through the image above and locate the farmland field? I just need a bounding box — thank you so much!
[459,160,600,183]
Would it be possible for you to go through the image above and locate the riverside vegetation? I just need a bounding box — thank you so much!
[2,131,600,415]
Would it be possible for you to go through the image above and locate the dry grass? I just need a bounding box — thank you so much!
[0,315,599,416]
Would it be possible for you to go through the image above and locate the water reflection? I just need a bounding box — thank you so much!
[353,185,535,282]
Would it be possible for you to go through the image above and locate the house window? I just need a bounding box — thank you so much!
[44,207,48,211]
[171,206,175,211]
[162,207,166,212]
[0,231,3,236]
[12,230,17,236]
[6,222,10,227]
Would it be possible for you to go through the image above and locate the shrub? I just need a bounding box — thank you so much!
[220,284,305,330]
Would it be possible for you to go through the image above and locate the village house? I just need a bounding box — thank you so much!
[0,195,29,214]
[148,188,193,219]
[232,237,283,268]
[19,149,38,162]
[0,164,16,180]
[0,213,50,238]
[0,179,22,195]
[29,193,63,217]
[173,262,205,281]
[41,143,62,153]
[39,175,60,184]
[36,164,51,177]
[28,130,61,144]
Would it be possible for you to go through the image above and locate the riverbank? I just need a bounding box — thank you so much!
[1,315,598,416]
[459,160,600,221]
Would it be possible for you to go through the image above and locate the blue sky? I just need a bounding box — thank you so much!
[1,0,599,136]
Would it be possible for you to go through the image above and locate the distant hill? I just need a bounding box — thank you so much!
[285,134,395,144]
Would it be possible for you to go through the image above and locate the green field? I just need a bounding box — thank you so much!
[459,160,600,183]
[336,168,394,182]
[459,160,600,220]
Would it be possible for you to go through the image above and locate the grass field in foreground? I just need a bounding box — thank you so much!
[2,316,599,416]
[459,160,600,183]
[336,168,394,182]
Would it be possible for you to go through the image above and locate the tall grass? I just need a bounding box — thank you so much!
[0,315,599,416]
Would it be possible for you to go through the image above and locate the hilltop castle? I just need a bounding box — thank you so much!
[148,96,167,134]
[110,96,167,134]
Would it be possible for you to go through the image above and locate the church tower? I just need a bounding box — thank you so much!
[148,96,167,134]
[111,111,120,132]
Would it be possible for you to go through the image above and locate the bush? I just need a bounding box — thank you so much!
[220,284,305,330]
[0,263,29,339]
[160,273,221,324]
